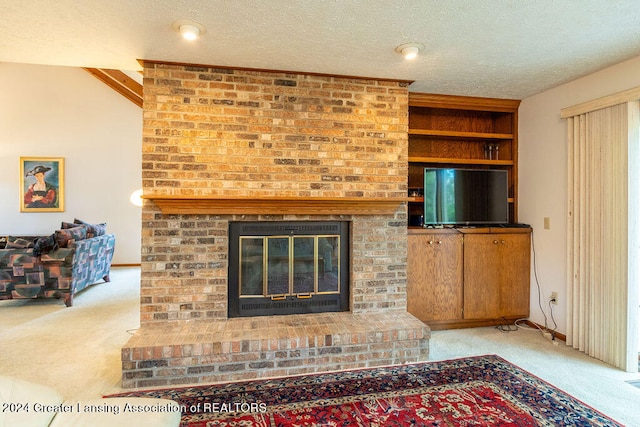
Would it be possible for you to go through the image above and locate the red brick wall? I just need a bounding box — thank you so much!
[140,62,409,324]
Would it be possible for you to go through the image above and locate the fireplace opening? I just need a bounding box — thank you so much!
[228,221,350,317]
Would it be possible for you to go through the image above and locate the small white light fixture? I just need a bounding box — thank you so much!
[172,20,206,41]
[395,42,425,60]
[129,189,144,207]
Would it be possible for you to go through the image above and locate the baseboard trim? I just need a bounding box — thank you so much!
[523,320,566,342]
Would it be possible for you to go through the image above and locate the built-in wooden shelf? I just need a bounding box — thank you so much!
[143,195,405,215]
[408,157,514,166]
[408,129,514,140]
[407,92,520,225]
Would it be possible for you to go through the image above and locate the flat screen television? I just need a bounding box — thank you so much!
[423,168,509,225]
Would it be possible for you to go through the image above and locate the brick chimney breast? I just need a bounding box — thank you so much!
[140,62,409,324]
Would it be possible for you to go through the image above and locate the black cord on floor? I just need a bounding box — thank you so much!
[548,300,558,333]
[495,317,518,333]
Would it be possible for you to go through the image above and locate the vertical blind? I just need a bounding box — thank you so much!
[565,100,639,372]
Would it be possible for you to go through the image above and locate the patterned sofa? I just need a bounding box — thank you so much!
[0,231,115,307]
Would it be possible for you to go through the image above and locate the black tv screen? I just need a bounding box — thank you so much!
[423,168,508,225]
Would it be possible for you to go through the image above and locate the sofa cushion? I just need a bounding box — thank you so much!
[33,234,59,257]
[5,236,35,249]
[54,227,87,248]
[73,219,107,238]
[0,375,64,427]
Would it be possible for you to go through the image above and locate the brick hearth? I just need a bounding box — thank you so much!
[122,312,428,388]
[121,62,429,388]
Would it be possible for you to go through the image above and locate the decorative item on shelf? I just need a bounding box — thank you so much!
[408,188,423,198]
[484,143,500,160]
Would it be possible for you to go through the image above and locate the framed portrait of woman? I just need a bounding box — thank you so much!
[19,157,65,212]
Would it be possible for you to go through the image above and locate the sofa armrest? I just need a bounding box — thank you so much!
[39,248,75,267]
[40,234,116,268]
[67,234,115,258]
[0,375,64,427]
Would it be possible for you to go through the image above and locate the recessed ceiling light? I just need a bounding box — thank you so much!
[172,20,206,41]
[395,42,425,60]
[180,24,200,40]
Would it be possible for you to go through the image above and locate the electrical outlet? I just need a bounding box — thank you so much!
[550,292,558,305]
[544,217,551,229]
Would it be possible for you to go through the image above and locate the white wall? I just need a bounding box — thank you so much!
[519,55,640,334]
[0,63,142,264]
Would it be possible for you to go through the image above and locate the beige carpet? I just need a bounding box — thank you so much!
[0,267,140,399]
[1,267,639,425]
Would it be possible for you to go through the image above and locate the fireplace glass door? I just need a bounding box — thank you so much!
[229,221,349,317]
[239,235,340,300]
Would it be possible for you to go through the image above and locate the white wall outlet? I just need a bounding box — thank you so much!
[544,217,551,229]
[550,291,558,305]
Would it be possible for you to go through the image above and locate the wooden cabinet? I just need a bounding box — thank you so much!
[407,93,521,224]
[405,92,528,329]
[463,231,530,320]
[407,227,531,330]
[407,232,463,322]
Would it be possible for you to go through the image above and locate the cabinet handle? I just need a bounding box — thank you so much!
[501,240,506,244]
[437,240,442,244]
[493,240,499,244]
[428,240,434,245]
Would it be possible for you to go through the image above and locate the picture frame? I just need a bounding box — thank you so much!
[19,157,65,212]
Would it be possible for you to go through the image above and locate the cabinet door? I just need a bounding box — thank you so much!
[463,233,530,319]
[407,234,463,322]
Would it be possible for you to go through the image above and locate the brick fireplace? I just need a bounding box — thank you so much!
[121,62,430,388]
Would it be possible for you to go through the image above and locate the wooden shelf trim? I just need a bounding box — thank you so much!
[408,157,514,166]
[143,195,405,215]
[408,92,521,112]
[409,129,514,140]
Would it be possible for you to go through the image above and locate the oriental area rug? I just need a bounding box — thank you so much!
[108,355,621,427]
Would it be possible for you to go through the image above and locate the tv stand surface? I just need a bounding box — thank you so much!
[495,222,531,228]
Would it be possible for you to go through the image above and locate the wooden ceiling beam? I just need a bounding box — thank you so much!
[83,68,143,108]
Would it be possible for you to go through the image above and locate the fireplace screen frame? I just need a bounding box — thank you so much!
[228,221,350,318]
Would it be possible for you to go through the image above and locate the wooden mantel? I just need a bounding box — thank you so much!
[143,195,405,215]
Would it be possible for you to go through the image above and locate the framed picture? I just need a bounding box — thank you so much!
[19,157,65,212]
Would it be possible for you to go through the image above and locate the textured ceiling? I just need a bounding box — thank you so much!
[1,0,640,99]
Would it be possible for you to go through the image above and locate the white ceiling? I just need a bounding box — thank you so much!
[2,0,640,99]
